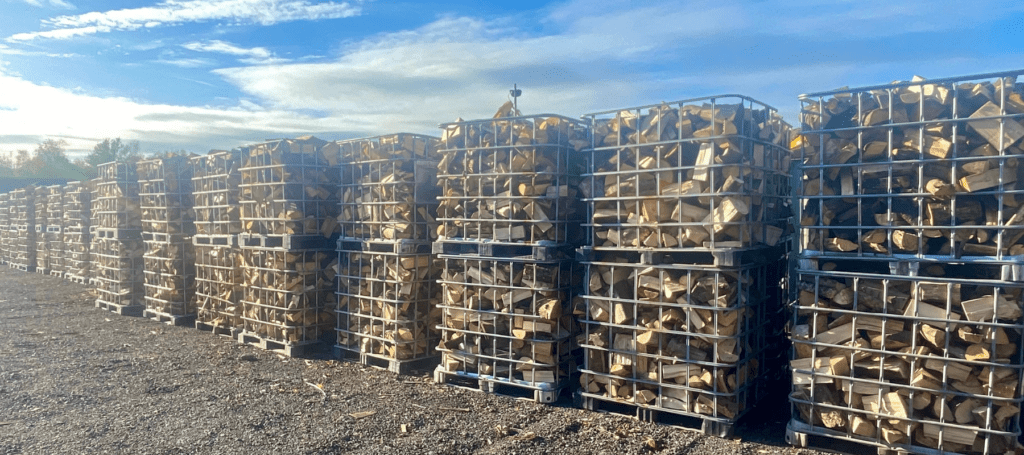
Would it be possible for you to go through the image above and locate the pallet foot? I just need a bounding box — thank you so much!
[143,309,196,327]
[96,300,145,317]
[433,367,564,404]
[195,321,240,339]
[334,346,438,375]
[785,421,910,455]
[579,392,736,438]
[49,270,64,278]
[237,330,317,357]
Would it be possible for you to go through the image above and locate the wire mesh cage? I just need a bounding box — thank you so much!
[337,134,441,242]
[581,96,791,254]
[436,110,589,246]
[62,180,93,281]
[435,254,578,389]
[192,149,242,236]
[33,186,53,271]
[240,137,340,238]
[578,259,787,425]
[0,193,9,264]
[138,156,195,238]
[240,246,335,346]
[93,237,145,307]
[195,243,243,332]
[335,245,442,364]
[790,264,1024,455]
[45,185,65,275]
[94,161,142,233]
[10,187,36,270]
[798,69,1024,264]
[142,239,196,316]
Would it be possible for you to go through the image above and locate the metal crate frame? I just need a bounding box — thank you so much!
[194,241,244,331]
[435,255,577,388]
[436,114,589,246]
[790,266,1024,455]
[138,156,196,237]
[62,181,93,280]
[240,245,335,346]
[191,150,242,236]
[337,134,441,242]
[45,185,65,274]
[798,69,1024,265]
[0,193,9,264]
[578,259,787,424]
[335,245,441,363]
[94,162,142,233]
[582,95,791,255]
[240,137,339,237]
[93,237,145,307]
[142,237,196,316]
[9,187,37,269]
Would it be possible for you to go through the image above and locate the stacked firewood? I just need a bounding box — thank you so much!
[192,150,244,333]
[577,97,791,432]
[33,186,52,272]
[335,134,442,367]
[62,181,93,282]
[138,156,196,317]
[434,104,583,393]
[239,137,338,349]
[791,71,1024,454]
[0,193,8,265]
[94,161,144,308]
[9,187,35,270]
[45,186,65,276]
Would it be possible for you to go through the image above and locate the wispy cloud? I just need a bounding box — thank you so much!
[0,43,77,58]
[9,0,362,41]
[11,0,75,9]
[182,40,286,65]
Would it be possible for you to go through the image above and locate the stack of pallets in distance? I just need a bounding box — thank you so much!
[334,133,443,373]
[788,70,1024,455]
[88,179,100,286]
[575,96,792,437]
[0,193,8,265]
[93,161,145,316]
[138,156,197,326]
[45,185,65,278]
[9,187,36,272]
[237,136,340,356]
[62,180,93,284]
[33,186,52,275]
[432,103,588,403]
[192,149,245,337]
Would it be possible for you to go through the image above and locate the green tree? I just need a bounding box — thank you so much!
[85,138,142,168]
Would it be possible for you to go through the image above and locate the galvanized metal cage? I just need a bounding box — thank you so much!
[798,69,1024,265]
[195,243,243,332]
[581,95,791,254]
[9,187,37,271]
[191,150,242,236]
[62,180,93,282]
[0,193,9,265]
[138,156,196,317]
[93,237,145,307]
[240,246,335,346]
[436,114,589,246]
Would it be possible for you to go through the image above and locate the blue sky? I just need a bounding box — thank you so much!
[0,0,1022,158]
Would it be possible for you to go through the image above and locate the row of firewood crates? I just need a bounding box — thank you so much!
[0,67,1022,453]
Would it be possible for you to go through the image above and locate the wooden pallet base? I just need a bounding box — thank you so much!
[576,391,735,438]
[786,421,910,455]
[34,268,50,275]
[49,270,64,278]
[143,309,196,327]
[334,346,438,375]
[236,330,318,357]
[95,300,145,317]
[9,263,35,272]
[195,321,240,339]
[65,274,90,285]
[433,367,565,404]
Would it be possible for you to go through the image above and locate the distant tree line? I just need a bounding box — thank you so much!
[0,138,192,183]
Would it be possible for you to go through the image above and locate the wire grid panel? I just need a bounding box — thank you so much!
[798,69,1024,265]
[138,156,195,236]
[94,162,142,232]
[436,114,589,245]
[582,96,791,253]
[143,237,196,316]
[337,134,441,242]
[0,193,9,263]
[578,259,786,422]
[93,237,145,307]
[46,185,65,273]
[790,266,1024,455]
[240,246,335,345]
[195,242,244,330]
[9,187,36,267]
[240,137,340,237]
[436,255,577,386]
[335,247,442,362]
[33,186,52,270]
[191,150,242,236]
[62,181,93,279]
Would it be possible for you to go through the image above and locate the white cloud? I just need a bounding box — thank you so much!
[182,40,286,65]
[12,0,74,9]
[9,0,362,41]
[0,43,77,58]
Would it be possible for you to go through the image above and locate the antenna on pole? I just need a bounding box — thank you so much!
[509,84,522,112]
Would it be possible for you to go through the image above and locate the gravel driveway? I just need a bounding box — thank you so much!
[0,268,826,454]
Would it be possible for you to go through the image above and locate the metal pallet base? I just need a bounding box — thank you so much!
[49,270,64,278]
[9,263,34,272]
[338,238,432,254]
[65,274,90,285]
[143,309,196,327]
[575,391,735,438]
[433,367,566,404]
[577,243,787,267]
[236,330,319,357]
[786,420,954,455]
[34,268,50,276]
[195,321,240,339]
[95,300,145,317]
[238,233,336,250]
[434,239,574,261]
[193,235,238,247]
[334,346,439,375]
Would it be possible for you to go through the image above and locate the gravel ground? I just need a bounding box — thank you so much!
[0,267,830,454]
